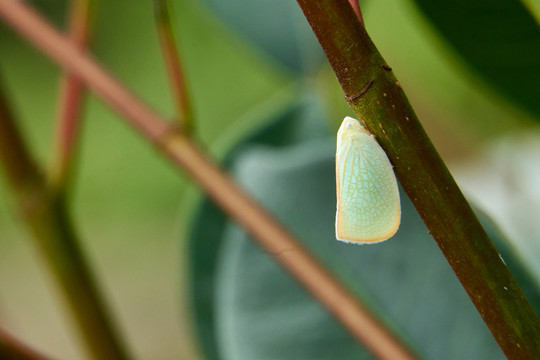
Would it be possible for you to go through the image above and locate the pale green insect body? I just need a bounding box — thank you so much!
[335,116,401,244]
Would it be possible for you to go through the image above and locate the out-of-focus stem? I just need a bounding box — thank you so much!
[49,0,93,196]
[24,191,131,360]
[0,328,51,360]
[154,0,194,134]
[0,4,130,356]
[0,77,42,196]
[0,78,130,360]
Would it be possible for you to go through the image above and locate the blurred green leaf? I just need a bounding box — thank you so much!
[187,101,540,359]
[186,94,330,360]
[200,0,326,73]
[411,0,540,119]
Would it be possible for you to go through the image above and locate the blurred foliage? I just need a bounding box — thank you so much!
[0,0,539,359]
[411,0,540,119]
[201,0,326,73]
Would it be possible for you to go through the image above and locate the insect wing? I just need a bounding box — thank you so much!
[336,118,400,243]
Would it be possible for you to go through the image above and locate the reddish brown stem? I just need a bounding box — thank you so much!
[348,0,365,26]
[49,0,93,194]
[154,0,194,134]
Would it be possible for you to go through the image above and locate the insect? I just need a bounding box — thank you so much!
[335,116,400,244]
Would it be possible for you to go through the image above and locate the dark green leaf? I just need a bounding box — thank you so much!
[411,0,540,119]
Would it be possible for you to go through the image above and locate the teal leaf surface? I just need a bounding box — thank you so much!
[186,96,330,360]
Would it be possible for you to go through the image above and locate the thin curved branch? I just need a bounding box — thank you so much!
[295,0,540,358]
[154,0,194,134]
[0,1,418,359]
[49,0,94,196]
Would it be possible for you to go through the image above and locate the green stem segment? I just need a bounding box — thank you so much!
[0,81,129,359]
[296,0,540,358]
[22,192,129,360]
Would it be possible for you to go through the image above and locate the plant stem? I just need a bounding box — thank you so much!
[295,0,540,358]
[154,0,194,134]
[0,2,418,359]
[22,192,130,360]
[49,0,93,197]
[0,68,129,360]
[0,328,51,360]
